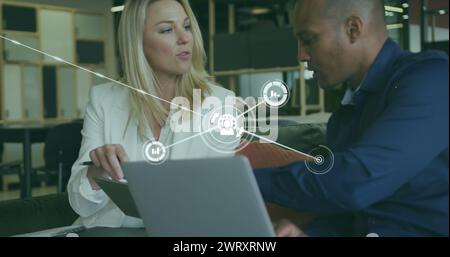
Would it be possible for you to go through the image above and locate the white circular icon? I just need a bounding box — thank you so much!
[217,114,237,136]
[314,155,324,165]
[201,105,255,154]
[261,80,290,108]
[304,145,335,175]
[143,140,168,165]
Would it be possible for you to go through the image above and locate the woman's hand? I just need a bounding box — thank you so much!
[86,144,129,190]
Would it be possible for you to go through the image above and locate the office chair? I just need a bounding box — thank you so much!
[34,121,83,193]
[0,143,23,192]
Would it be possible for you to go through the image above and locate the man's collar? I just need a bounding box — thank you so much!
[359,38,404,93]
[340,72,367,106]
[341,87,356,105]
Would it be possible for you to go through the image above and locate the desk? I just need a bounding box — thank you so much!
[76,227,147,237]
[13,225,147,237]
[0,123,56,198]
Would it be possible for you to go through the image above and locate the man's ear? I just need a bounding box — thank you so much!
[344,15,363,43]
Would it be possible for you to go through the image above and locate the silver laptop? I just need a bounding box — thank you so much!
[122,156,275,237]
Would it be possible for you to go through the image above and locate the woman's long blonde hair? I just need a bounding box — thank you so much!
[118,0,212,137]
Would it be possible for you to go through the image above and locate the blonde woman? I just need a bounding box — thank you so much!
[67,0,236,228]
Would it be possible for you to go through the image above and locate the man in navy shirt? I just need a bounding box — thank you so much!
[259,0,449,236]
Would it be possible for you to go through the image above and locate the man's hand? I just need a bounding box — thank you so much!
[274,219,308,237]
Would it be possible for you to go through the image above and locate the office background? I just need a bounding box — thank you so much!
[0,0,448,200]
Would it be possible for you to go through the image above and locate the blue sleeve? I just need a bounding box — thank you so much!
[254,58,449,214]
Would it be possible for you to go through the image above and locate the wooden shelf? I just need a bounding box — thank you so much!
[206,0,325,116]
[0,1,109,122]
[212,66,301,76]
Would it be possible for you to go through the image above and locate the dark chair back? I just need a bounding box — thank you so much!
[0,138,23,190]
[43,121,83,192]
[0,193,78,236]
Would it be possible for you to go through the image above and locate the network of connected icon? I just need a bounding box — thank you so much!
[0,34,335,175]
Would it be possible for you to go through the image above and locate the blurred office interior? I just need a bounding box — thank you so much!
[0,0,448,200]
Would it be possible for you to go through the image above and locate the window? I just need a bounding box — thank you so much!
[2,5,37,32]
[76,40,105,64]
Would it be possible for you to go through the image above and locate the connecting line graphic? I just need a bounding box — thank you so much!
[0,35,320,164]
[164,101,263,151]
[164,98,264,149]
[242,130,318,162]
[236,100,266,120]
[0,35,201,117]
[164,127,217,150]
